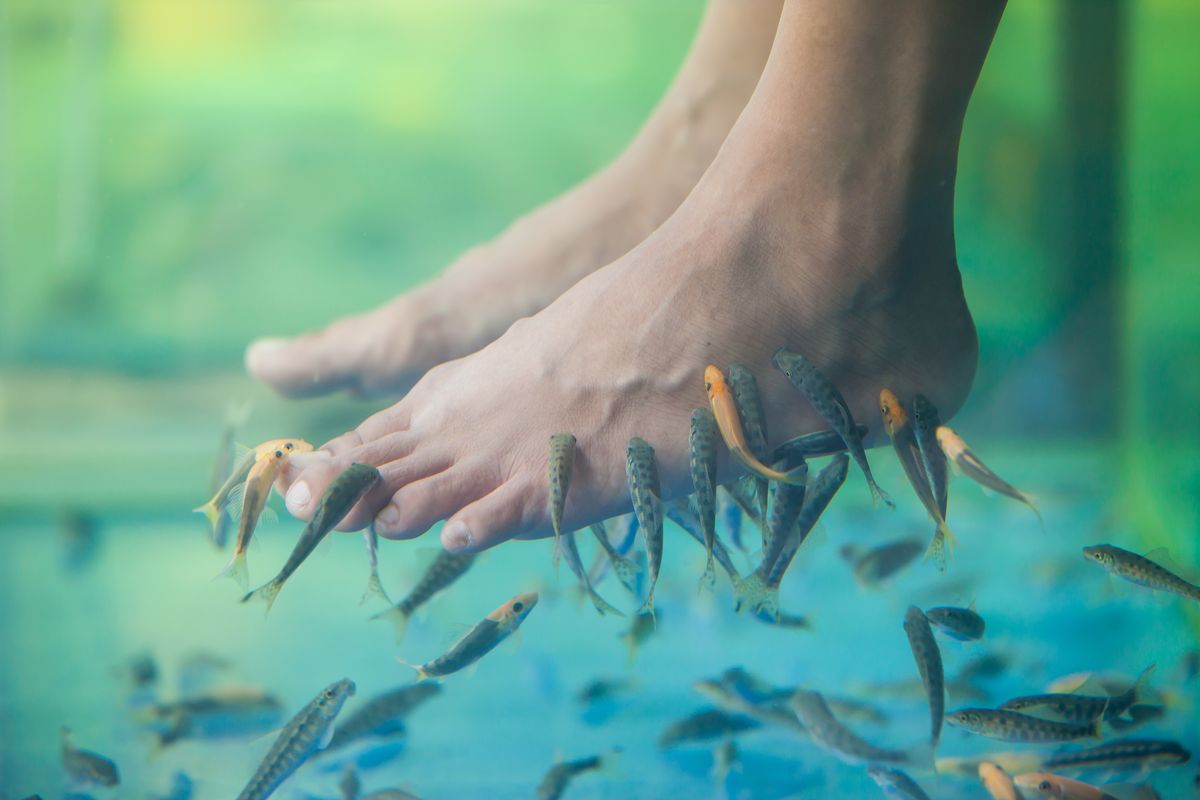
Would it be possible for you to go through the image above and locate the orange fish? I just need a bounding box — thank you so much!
[704,365,805,486]
[218,446,292,590]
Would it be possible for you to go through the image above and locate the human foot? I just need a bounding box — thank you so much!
[277,0,998,555]
[245,1,783,398]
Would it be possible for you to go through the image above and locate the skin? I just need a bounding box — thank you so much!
[268,0,995,552]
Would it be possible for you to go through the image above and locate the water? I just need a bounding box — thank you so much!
[2,441,1197,798]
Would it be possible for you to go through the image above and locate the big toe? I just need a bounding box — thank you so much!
[246,309,387,397]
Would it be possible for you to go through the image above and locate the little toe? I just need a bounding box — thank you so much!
[371,462,497,539]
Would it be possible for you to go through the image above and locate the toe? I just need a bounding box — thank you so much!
[246,309,389,398]
[441,479,546,554]
[281,457,343,520]
[371,461,497,539]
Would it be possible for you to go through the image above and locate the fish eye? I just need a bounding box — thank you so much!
[512,601,524,613]
[274,449,285,458]
[1038,780,1051,791]
[284,442,294,450]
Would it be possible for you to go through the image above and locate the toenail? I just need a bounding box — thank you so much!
[376,503,401,531]
[443,520,473,552]
[246,337,289,369]
[286,482,311,514]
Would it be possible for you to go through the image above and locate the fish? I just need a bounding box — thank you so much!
[926,605,987,642]
[772,348,892,507]
[1082,544,1200,601]
[626,437,664,614]
[845,538,925,586]
[547,433,576,567]
[339,766,360,800]
[712,740,741,783]
[1014,772,1128,799]
[945,708,1102,743]
[736,454,848,619]
[402,592,537,680]
[657,708,760,748]
[360,525,391,605]
[1042,739,1190,775]
[978,761,1024,800]
[204,408,245,548]
[790,689,913,766]
[750,608,812,630]
[692,671,806,734]
[324,684,442,753]
[60,727,119,787]
[666,498,741,587]
[575,677,636,706]
[218,447,291,590]
[373,550,477,641]
[588,523,640,595]
[621,609,657,664]
[867,765,932,800]
[141,687,284,747]
[880,389,955,568]
[242,463,381,612]
[936,425,1041,520]
[535,750,620,800]
[121,652,159,691]
[726,363,772,542]
[196,438,313,538]
[936,752,1046,779]
[236,678,356,800]
[560,528,624,616]
[688,407,720,588]
[761,468,808,571]
[704,365,806,486]
[1000,666,1154,725]
[771,426,864,463]
[904,606,945,748]
[910,394,953,570]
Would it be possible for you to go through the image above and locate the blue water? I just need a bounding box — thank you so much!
[1,445,1197,798]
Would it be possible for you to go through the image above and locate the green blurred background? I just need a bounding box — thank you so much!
[0,0,1197,557]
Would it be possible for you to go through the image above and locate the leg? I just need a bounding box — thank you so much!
[246,0,783,398]
[282,0,1001,554]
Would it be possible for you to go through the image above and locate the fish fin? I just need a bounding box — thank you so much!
[869,478,896,510]
[923,528,950,574]
[258,505,279,526]
[215,551,249,591]
[240,580,281,616]
[361,573,392,606]
[370,606,410,642]
[637,596,657,627]
[587,588,626,618]
[193,501,220,532]
[223,482,247,519]
[318,722,335,751]
[612,557,641,596]
[698,556,717,594]
[395,656,431,682]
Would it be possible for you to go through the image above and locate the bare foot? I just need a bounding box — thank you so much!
[245,1,783,398]
[279,0,1000,555]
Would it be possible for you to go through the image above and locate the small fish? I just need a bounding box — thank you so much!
[945,708,1102,743]
[205,416,240,548]
[658,708,760,748]
[620,609,657,664]
[737,454,848,619]
[958,652,1012,684]
[761,468,808,570]
[1042,739,1190,775]
[547,433,577,567]
[219,447,291,590]
[727,363,772,543]
[750,608,812,630]
[936,425,1041,522]
[626,437,663,614]
[242,463,381,612]
[904,606,945,748]
[373,550,477,641]
[712,739,741,783]
[61,727,119,787]
[588,523,640,595]
[688,407,720,588]
[536,749,620,800]
[936,752,1046,779]
[325,683,442,753]
[360,525,391,605]
[560,528,624,616]
[575,677,635,706]
[910,394,953,570]
[692,672,805,734]
[846,538,925,586]
[790,689,912,765]
[1014,772,1123,799]
[196,438,313,538]
[880,390,955,568]
[978,761,1023,800]
[402,592,537,680]
[121,652,159,691]
[236,678,356,800]
[704,365,806,486]
[141,687,284,747]
[771,426,864,463]
[1000,666,1155,726]
[666,498,741,587]
[867,765,932,800]
[339,766,360,800]
[1083,544,1200,601]
[772,348,892,507]
[926,605,986,642]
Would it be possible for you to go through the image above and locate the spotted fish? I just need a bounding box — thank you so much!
[760,465,808,567]
[1042,738,1189,774]
[910,394,953,570]
[1000,665,1155,724]
[705,365,806,486]
[904,606,945,748]
[771,426,864,463]
[236,678,355,800]
[373,550,476,642]
[360,525,391,606]
[666,499,741,587]
[658,709,760,748]
[1083,545,1200,602]
[790,689,912,766]
[867,765,932,800]
[626,438,663,615]
[324,683,442,753]
[727,363,772,543]
[772,348,892,507]
[61,727,120,787]
[403,592,537,681]
[547,433,577,568]
[242,463,381,613]
[925,606,986,642]
[560,528,624,616]
[589,523,640,595]
[936,425,1041,523]
[845,538,925,587]
[945,708,1102,743]
[688,407,720,588]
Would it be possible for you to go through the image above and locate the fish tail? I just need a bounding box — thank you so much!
[638,594,657,626]
[586,586,625,617]
[371,606,411,643]
[395,656,430,682]
[193,500,220,533]
[240,579,281,615]
[936,519,958,554]
[869,477,896,510]
[698,555,716,593]
[360,573,392,606]
[1021,493,1045,529]
[923,531,949,574]
[779,464,808,487]
[215,551,249,591]
[613,558,640,596]
[733,573,771,615]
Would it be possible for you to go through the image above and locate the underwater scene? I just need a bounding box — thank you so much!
[2,2,1198,799]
